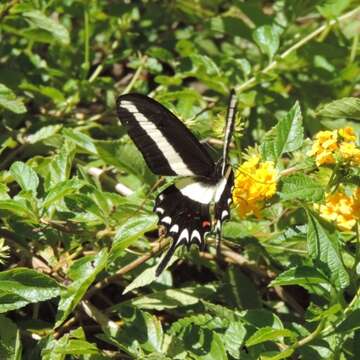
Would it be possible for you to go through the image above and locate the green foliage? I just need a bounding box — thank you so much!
[0,0,359,359]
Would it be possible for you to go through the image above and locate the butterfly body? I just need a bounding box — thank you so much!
[116,92,237,275]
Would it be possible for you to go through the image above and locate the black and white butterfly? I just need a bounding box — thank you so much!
[116,91,237,275]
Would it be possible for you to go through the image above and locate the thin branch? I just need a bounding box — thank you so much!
[121,55,148,95]
[235,6,360,94]
[85,237,171,299]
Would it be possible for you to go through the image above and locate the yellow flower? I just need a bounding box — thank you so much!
[339,127,357,142]
[308,127,360,167]
[339,142,360,165]
[315,189,359,231]
[233,155,277,218]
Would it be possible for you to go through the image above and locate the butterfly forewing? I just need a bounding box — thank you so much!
[117,94,215,177]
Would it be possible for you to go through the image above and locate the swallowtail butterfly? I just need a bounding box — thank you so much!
[116,91,237,275]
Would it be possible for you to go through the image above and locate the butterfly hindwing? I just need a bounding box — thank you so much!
[117,94,215,177]
[154,182,212,275]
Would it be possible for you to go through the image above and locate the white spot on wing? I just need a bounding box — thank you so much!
[119,100,194,176]
[155,207,164,214]
[191,230,201,243]
[176,178,217,205]
[170,224,179,233]
[221,210,229,219]
[178,228,189,243]
[161,216,172,224]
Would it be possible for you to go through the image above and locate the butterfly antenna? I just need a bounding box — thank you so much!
[222,89,237,176]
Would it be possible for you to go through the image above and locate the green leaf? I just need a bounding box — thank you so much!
[42,178,85,208]
[41,327,100,359]
[55,249,108,327]
[317,97,360,120]
[335,309,360,333]
[0,200,38,223]
[27,124,63,144]
[47,141,76,188]
[261,102,304,162]
[63,128,97,154]
[245,326,296,347]
[253,25,280,61]
[0,84,26,114]
[223,321,246,359]
[307,211,350,290]
[111,215,157,257]
[111,307,163,355]
[23,11,70,44]
[0,268,60,313]
[317,0,352,19]
[0,315,22,360]
[10,161,39,195]
[95,140,155,182]
[280,174,324,202]
[261,348,295,360]
[222,266,261,309]
[123,284,217,310]
[270,266,329,287]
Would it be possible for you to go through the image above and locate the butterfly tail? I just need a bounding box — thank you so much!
[155,242,177,276]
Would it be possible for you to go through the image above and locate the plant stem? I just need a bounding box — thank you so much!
[121,55,147,95]
[83,6,90,77]
[235,6,360,94]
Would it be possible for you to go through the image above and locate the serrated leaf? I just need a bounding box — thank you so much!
[307,211,350,290]
[0,315,22,360]
[280,174,324,202]
[111,215,157,257]
[47,141,76,188]
[317,97,360,120]
[253,25,280,61]
[0,268,60,313]
[10,161,39,195]
[317,0,352,19]
[123,284,217,310]
[245,327,296,347]
[261,348,295,360]
[63,128,97,154]
[42,178,85,208]
[270,266,329,287]
[223,321,246,358]
[0,200,38,223]
[95,140,155,183]
[261,102,303,162]
[0,84,26,114]
[27,124,62,144]
[111,307,163,355]
[122,255,177,295]
[55,249,108,327]
[23,10,70,44]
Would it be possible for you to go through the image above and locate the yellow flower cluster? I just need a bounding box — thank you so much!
[233,155,277,218]
[315,188,360,231]
[308,127,360,167]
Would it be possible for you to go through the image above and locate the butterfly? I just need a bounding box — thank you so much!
[116,91,237,275]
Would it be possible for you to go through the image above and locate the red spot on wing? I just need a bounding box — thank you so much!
[202,220,211,229]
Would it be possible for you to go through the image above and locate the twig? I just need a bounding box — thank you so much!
[0,0,20,21]
[235,6,360,94]
[87,167,134,196]
[121,55,148,95]
[85,237,171,299]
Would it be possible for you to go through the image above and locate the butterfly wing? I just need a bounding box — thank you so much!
[116,94,215,177]
[154,182,212,276]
